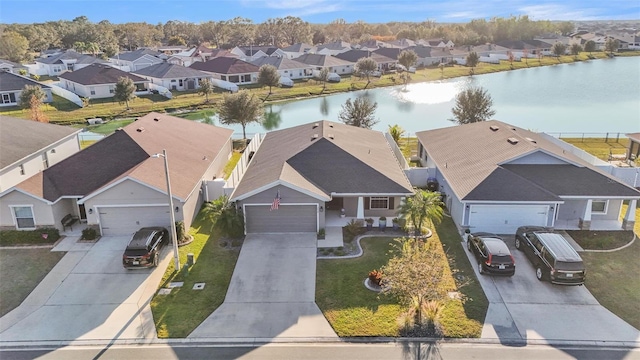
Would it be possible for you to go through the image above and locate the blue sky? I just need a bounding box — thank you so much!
[1,0,638,24]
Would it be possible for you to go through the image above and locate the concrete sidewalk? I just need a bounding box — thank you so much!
[189,233,337,339]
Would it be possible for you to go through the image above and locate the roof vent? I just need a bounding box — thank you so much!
[311,134,318,141]
[507,137,519,145]
[328,134,334,139]
[525,137,537,144]
[312,123,319,129]
[489,125,500,131]
[136,127,145,133]
[153,117,161,122]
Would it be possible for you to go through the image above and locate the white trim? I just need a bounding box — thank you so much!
[79,176,183,204]
[9,204,36,230]
[95,203,169,235]
[0,187,54,205]
[463,200,562,204]
[560,196,639,200]
[242,202,320,234]
[331,192,413,196]
[369,196,390,210]
[232,180,329,201]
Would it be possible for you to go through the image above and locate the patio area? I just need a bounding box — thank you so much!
[554,219,626,231]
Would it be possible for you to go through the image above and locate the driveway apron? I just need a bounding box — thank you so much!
[0,236,170,342]
[464,236,640,343]
[189,233,337,339]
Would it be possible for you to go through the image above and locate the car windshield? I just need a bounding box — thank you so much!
[492,255,513,264]
[124,248,148,256]
[556,261,584,271]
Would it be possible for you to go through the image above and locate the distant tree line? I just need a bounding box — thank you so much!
[0,15,574,62]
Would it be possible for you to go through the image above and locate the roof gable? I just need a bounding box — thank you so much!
[0,71,52,92]
[59,64,148,85]
[190,57,259,74]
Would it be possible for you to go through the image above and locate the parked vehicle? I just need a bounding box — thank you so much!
[467,232,515,276]
[122,227,169,269]
[515,226,586,285]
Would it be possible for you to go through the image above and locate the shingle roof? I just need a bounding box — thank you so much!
[416,120,640,201]
[626,132,640,143]
[190,57,259,74]
[59,64,148,85]
[231,121,414,201]
[0,115,79,169]
[239,46,280,56]
[15,113,233,202]
[0,71,52,92]
[406,45,432,58]
[111,49,161,62]
[317,41,351,51]
[292,54,353,67]
[334,50,395,63]
[282,43,315,52]
[132,63,210,79]
[0,59,23,68]
[36,50,106,65]
[373,47,401,60]
[249,56,312,70]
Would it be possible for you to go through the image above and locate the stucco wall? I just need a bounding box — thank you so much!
[592,199,622,221]
[506,151,570,165]
[0,191,53,229]
[51,199,77,230]
[180,186,202,230]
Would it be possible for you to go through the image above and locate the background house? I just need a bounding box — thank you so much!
[415,120,639,234]
[0,113,233,234]
[0,116,80,193]
[108,49,164,71]
[190,57,259,85]
[33,50,107,76]
[133,63,212,91]
[0,71,53,107]
[59,63,150,99]
[293,54,354,75]
[0,59,28,74]
[249,56,313,80]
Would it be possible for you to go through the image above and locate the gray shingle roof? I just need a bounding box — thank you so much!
[15,113,233,202]
[373,47,401,60]
[36,50,106,65]
[416,120,640,201]
[0,71,52,92]
[59,64,148,85]
[190,57,259,74]
[249,56,312,70]
[334,50,395,63]
[111,49,161,62]
[0,115,79,169]
[292,54,353,67]
[132,63,210,79]
[231,121,414,201]
[282,43,315,52]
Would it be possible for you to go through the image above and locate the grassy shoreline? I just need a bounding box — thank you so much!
[3,52,637,125]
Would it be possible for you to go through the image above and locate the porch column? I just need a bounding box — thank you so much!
[357,196,365,219]
[580,199,592,230]
[622,200,637,230]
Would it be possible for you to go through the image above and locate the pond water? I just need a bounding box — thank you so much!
[200,56,640,137]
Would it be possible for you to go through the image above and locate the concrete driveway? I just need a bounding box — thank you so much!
[0,235,170,342]
[464,235,640,344]
[189,233,337,339]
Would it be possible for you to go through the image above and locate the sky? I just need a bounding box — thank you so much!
[0,0,638,25]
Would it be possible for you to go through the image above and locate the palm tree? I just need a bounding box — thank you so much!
[397,189,444,237]
[201,195,244,238]
[388,124,405,145]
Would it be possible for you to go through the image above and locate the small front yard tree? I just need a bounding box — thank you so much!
[466,51,479,75]
[381,237,450,335]
[450,86,495,125]
[570,43,583,60]
[257,64,280,95]
[397,189,443,237]
[604,38,620,55]
[114,76,136,109]
[584,40,596,56]
[398,49,418,72]
[198,78,215,103]
[552,42,567,62]
[338,96,378,129]
[19,85,48,122]
[354,57,377,88]
[217,90,264,141]
[317,68,329,92]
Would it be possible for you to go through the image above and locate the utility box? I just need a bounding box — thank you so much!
[187,253,195,267]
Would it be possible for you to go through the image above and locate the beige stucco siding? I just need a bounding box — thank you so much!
[180,185,202,230]
[0,190,53,229]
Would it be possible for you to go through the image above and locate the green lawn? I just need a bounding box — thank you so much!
[223,152,242,180]
[562,137,630,162]
[150,212,240,338]
[581,202,640,329]
[566,230,634,250]
[315,216,487,338]
[0,249,65,317]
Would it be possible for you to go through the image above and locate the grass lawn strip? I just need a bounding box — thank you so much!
[581,202,640,330]
[566,230,634,250]
[561,137,631,163]
[150,213,240,338]
[315,216,487,338]
[0,249,65,317]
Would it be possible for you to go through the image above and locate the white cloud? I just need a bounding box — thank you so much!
[519,4,602,21]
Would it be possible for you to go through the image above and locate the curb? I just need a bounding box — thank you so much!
[581,232,637,253]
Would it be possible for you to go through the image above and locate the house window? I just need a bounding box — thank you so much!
[241,74,251,82]
[370,197,390,210]
[42,153,49,169]
[12,206,35,229]
[19,164,25,175]
[109,86,115,94]
[229,75,239,83]
[591,200,608,214]
[2,93,16,104]
[179,79,183,86]
[90,87,95,95]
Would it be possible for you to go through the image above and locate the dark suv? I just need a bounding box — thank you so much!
[467,232,515,276]
[122,227,168,269]
[515,226,586,285]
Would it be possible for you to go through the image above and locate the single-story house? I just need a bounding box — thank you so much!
[334,50,397,71]
[133,63,212,91]
[108,49,164,72]
[281,43,316,59]
[0,59,28,74]
[0,112,233,235]
[292,54,354,75]
[230,46,286,61]
[190,57,259,85]
[315,41,352,56]
[58,64,150,99]
[230,120,414,234]
[156,45,190,55]
[249,56,314,80]
[0,71,53,107]
[626,133,640,162]
[0,115,80,192]
[373,47,402,61]
[415,120,639,234]
[33,50,107,76]
[166,46,235,67]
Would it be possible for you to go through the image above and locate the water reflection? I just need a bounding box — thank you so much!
[390,81,462,105]
[320,97,329,116]
[263,105,282,130]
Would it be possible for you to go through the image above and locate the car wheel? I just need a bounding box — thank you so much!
[515,238,521,250]
[478,262,484,275]
[535,266,544,281]
[153,253,158,267]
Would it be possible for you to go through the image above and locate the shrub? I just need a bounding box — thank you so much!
[368,269,383,286]
[365,218,374,225]
[335,250,345,256]
[81,227,97,240]
[0,228,61,246]
[344,219,365,243]
[317,228,325,239]
[175,221,186,241]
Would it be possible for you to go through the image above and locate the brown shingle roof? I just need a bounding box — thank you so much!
[231,121,413,200]
[15,113,232,202]
[59,64,148,85]
[0,115,79,169]
[189,57,259,74]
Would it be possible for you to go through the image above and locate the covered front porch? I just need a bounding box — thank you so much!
[324,195,402,227]
[555,199,636,231]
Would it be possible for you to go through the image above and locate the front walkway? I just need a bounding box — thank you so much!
[189,233,337,339]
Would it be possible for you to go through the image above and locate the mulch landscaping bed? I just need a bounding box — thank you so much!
[565,230,634,250]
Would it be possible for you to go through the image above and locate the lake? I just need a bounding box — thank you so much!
[202,56,640,137]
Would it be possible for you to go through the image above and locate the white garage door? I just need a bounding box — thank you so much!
[99,206,171,236]
[469,204,548,234]
[245,205,317,233]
